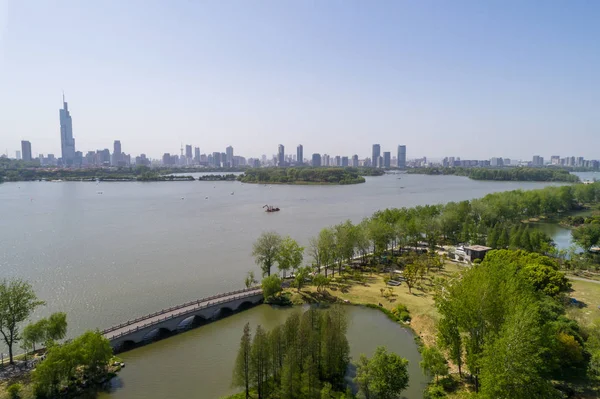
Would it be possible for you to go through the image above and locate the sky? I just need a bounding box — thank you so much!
[0,0,599,161]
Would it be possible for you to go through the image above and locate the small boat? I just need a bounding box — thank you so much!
[263,205,280,212]
[231,192,234,195]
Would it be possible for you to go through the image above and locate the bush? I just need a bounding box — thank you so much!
[391,304,411,322]
[7,383,22,399]
[423,384,447,399]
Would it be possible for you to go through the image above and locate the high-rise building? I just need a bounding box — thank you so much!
[550,155,560,165]
[113,140,122,166]
[341,156,349,167]
[335,155,341,166]
[323,154,330,166]
[185,145,193,160]
[397,145,406,168]
[351,155,359,168]
[194,147,200,163]
[377,156,384,168]
[312,153,322,167]
[213,152,221,167]
[59,94,76,165]
[372,144,381,167]
[383,152,391,168]
[490,157,504,167]
[278,145,285,167]
[226,146,234,167]
[15,151,21,160]
[21,141,32,162]
[532,155,544,166]
[296,145,303,165]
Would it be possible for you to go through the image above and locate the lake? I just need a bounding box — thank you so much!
[0,174,567,337]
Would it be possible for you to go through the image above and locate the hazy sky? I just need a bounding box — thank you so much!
[1,1,599,160]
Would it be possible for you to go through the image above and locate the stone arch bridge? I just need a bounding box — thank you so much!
[101,287,263,351]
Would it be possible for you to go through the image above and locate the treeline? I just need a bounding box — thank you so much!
[435,249,597,397]
[408,166,580,182]
[231,307,411,399]
[232,307,351,399]
[197,174,238,181]
[238,168,367,185]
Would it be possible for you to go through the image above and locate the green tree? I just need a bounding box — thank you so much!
[233,323,252,399]
[46,312,67,342]
[420,346,448,383]
[22,319,48,352]
[572,223,600,251]
[403,262,420,294]
[261,275,282,301]
[0,279,45,364]
[355,346,409,399]
[313,274,330,293]
[6,383,22,399]
[277,236,304,278]
[292,266,311,292]
[245,271,257,289]
[252,231,282,277]
[250,325,271,399]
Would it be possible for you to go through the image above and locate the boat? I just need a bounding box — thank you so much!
[263,205,280,212]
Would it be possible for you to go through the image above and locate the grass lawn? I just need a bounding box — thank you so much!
[567,279,600,328]
[287,261,465,347]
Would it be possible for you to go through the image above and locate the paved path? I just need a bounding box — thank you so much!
[569,276,600,285]
[102,287,262,340]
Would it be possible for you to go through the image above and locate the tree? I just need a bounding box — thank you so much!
[420,346,448,383]
[22,319,48,352]
[355,346,409,399]
[292,266,311,292]
[572,223,600,251]
[233,323,252,399]
[250,325,271,399]
[277,236,304,278]
[245,271,257,289]
[313,274,330,293]
[261,275,282,301]
[46,312,67,342]
[252,231,282,277]
[403,262,420,294]
[0,279,45,364]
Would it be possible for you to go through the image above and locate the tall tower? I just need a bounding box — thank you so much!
[21,140,32,162]
[397,145,406,168]
[278,144,285,167]
[296,144,303,165]
[113,140,122,166]
[372,144,381,167]
[226,146,234,167]
[59,94,76,166]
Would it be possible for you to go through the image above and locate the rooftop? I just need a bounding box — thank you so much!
[464,245,492,252]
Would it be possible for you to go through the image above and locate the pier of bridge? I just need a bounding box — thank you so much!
[102,287,263,351]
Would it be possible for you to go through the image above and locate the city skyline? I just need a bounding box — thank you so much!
[2,2,599,159]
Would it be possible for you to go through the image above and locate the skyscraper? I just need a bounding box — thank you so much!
[372,144,381,167]
[113,140,122,166]
[194,147,201,163]
[186,145,193,159]
[351,155,359,167]
[278,144,285,167]
[21,140,32,162]
[397,145,406,168]
[312,153,321,167]
[383,152,391,168]
[226,146,234,167]
[59,94,76,165]
[341,156,349,167]
[15,151,21,160]
[296,145,303,165]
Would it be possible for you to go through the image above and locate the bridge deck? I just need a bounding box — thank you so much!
[102,288,263,340]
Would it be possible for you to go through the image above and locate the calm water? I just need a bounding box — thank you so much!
[97,305,428,399]
[0,174,566,337]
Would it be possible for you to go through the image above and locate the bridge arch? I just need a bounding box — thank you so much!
[213,306,234,320]
[235,301,256,312]
[176,315,208,331]
[143,327,172,342]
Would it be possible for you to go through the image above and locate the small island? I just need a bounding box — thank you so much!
[237,167,382,185]
[407,166,580,182]
[197,174,238,181]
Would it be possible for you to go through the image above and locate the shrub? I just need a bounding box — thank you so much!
[423,384,447,399]
[7,383,22,399]
[391,304,411,322]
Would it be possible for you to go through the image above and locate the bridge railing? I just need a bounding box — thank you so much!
[105,290,262,340]
[101,287,261,335]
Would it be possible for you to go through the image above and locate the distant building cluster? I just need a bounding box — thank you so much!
[437,155,600,169]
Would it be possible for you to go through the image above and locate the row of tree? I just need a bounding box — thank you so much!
[233,307,351,399]
[232,307,412,399]
[409,166,580,182]
[239,168,368,185]
[435,250,591,397]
